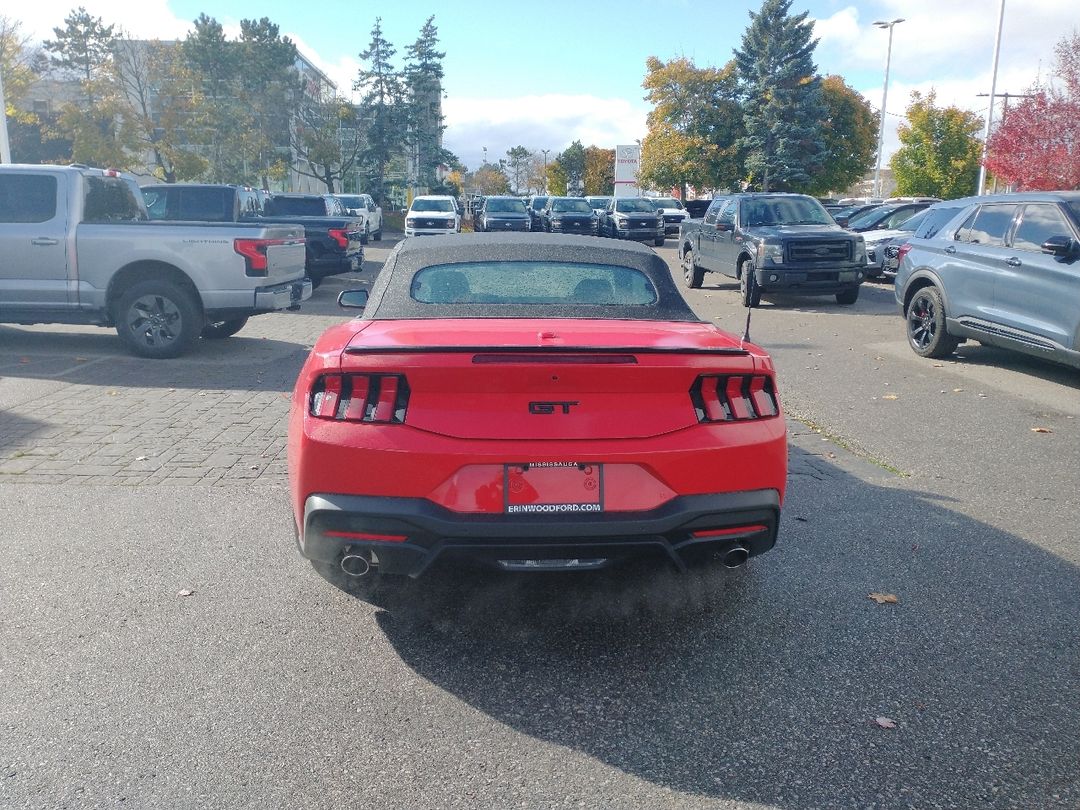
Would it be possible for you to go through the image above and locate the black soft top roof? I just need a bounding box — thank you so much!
[364,233,701,322]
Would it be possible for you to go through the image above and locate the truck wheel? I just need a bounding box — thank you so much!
[361,223,370,245]
[835,287,860,305]
[654,235,666,247]
[201,316,249,339]
[115,279,201,359]
[906,286,960,358]
[682,247,705,289]
[739,258,761,308]
[373,227,382,242]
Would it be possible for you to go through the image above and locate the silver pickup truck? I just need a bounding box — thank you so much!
[0,164,312,358]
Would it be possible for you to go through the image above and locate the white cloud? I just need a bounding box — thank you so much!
[443,95,648,170]
[12,1,192,43]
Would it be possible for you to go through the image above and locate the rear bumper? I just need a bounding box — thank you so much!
[310,251,363,279]
[299,489,780,577]
[254,277,312,311]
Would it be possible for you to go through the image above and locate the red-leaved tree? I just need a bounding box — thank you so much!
[984,32,1080,190]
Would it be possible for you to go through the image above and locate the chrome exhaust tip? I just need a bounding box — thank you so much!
[340,553,371,578]
[721,545,750,569]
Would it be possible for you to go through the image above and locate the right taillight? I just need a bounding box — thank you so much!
[896,243,913,264]
[690,375,779,423]
[309,373,409,423]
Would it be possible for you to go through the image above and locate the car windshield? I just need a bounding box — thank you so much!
[411,198,455,213]
[615,198,662,213]
[530,197,549,210]
[486,198,526,213]
[847,207,893,230]
[652,198,682,209]
[743,196,832,226]
[410,262,658,306]
[897,209,928,232]
[586,197,609,208]
[552,199,593,213]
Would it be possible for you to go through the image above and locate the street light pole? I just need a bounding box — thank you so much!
[872,18,904,199]
[541,148,550,194]
[977,0,1007,196]
[0,63,12,164]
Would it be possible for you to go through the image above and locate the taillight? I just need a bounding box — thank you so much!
[896,243,913,264]
[309,374,409,423]
[328,228,350,249]
[234,237,301,277]
[690,375,779,423]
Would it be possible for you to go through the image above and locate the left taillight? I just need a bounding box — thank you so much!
[234,237,300,277]
[327,228,350,249]
[309,373,409,424]
[690,374,779,423]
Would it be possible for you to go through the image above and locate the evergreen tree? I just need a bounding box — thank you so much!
[182,15,240,181]
[44,6,116,106]
[355,18,403,202]
[237,18,297,187]
[734,0,827,191]
[559,140,587,194]
[403,16,446,190]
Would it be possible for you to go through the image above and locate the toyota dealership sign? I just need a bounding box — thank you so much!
[614,144,640,198]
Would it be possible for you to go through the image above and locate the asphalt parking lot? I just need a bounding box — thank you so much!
[1,236,1078,809]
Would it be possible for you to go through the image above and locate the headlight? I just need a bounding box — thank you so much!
[757,242,784,264]
[854,238,866,262]
[615,215,628,224]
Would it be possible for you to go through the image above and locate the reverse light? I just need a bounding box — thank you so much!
[690,375,780,423]
[310,373,409,423]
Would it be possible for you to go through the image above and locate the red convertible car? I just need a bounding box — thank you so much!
[288,233,787,582]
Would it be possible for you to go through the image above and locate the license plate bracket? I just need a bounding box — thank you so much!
[504,463,603,515]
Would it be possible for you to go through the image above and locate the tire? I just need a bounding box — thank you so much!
[906,286,960,358]
[373,227,382,242]
[682,247,705,289]
[361,223,370,245]
[654,235,666,247]
[739,258,761,308]
[114,278,201,359]
[309,274,323,290]
[201,316,249,339]
[835,287,860,305]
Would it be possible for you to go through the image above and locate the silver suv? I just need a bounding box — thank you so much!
[895,193,1080,370]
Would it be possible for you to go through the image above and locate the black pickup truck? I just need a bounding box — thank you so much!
[678,193,868,306]
[141,185,364,286]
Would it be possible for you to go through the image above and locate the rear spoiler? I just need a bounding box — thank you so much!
[344,345,751,356]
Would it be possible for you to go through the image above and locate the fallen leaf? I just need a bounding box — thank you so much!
[107,391,117,396]
[932,363,944,368]
[75,357,88,362]
[827,452,837,459]
[249,465,260,470]
[868,592,900,605]
[953,388,964,393]
[1032,427,1053,434]
[882,394,899,400]
[875,716,898,729]
[177,589,195,598]
[135,456,149,462]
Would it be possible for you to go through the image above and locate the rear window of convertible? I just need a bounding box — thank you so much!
[410,262,659,306]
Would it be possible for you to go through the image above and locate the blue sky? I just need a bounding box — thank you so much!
[15,0,1079,172]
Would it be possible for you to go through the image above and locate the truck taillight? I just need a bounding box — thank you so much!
[234,237,301,277]
[310,374,410,424]
[690,375,779,423]
[328,228,350,249]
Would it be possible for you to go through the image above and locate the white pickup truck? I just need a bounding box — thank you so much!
[0,164,312,358]
[332,193,382,243]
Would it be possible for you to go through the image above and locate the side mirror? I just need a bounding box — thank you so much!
[400,207,407,215]
[716,222,731,232]
[337,289,369,309]
[1041,235,1076,258]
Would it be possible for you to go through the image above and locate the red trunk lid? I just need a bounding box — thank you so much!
[340,319,759,440]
